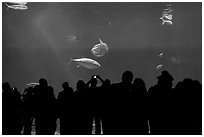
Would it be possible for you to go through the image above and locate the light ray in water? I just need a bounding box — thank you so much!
[148,120,151,134]
[100,119,103,134]
[92,118,96,134]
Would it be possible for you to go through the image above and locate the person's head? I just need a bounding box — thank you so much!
[133,78,146,89]
[175,81,184,90]
[104,79,111,86]
[122,71,134,84]
[193,80,201,87]
[39,78,48,87]
[157,70,174,87]
[12,87,18,92]
[91,78,97,87]
[183,78,193,84]
[2,82,11,92]
[62,82,69,90]
[183,78,193,88]
[76,80,86,91]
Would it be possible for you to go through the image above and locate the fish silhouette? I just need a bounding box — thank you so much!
[69,57,101,69]
[5,3,28,10]
[26,82,39,86]
[160,17,173,25]
[91,38,109,57]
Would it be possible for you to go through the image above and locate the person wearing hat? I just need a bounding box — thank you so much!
[148,70,174,135]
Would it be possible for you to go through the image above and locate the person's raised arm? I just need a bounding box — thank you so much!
[96,75,105,85]
[86,75,95,87]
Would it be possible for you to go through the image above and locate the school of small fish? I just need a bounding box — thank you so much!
[160,4,173,26]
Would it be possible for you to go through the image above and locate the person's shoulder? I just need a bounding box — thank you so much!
[57,90,65,97]
[111,82,121,86]
[148,84,158,92]
[110,82,122,90]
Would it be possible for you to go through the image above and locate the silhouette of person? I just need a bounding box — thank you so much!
[103,71,133,134]
[74,79,93,135]
[57,81,75,135]
[3,82,12,135]
[173,78,202,135]
[2,82,22,135]
[128,78,148,134]
[11,87,23,134]
[34,78,57,135]
[22,87,35,135]
[87,76,103,134]
[148,70,174,135]
[3,69,201,135]
[95,75,111,134]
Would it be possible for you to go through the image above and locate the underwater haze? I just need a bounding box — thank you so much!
[2,2,202,95]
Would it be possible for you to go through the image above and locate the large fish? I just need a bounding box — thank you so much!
[8,2,28,5]
[5,3,28,10]
[69,57,101,69]
[91,38,109,57]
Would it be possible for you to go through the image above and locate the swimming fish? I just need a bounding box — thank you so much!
[162,14,172,20]
[8,2,28,5]
[26,82,39,86]
[91,38,109,57]
[156,64,163,70]
[160,17,173,25]
[5,3,28,10]
[69,57,101,69]
[159,52,164,57]
[160,4,173,26]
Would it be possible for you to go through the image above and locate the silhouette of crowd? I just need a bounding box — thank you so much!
[2,70,202,135]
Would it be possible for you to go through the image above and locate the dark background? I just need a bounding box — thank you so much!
[2,2,202,96]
